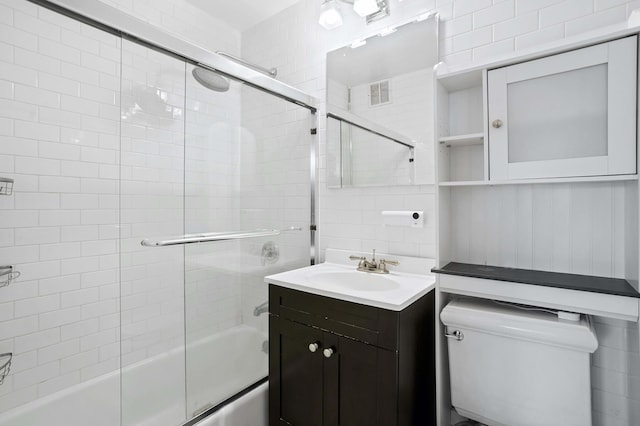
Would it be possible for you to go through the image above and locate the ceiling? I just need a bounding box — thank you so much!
[186,0,303,32]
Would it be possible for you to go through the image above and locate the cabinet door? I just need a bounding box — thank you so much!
[488,36,637,180]
[323,333,398,426]
[269,317,324,426]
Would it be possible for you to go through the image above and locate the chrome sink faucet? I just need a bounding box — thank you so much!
[349,249,399,274]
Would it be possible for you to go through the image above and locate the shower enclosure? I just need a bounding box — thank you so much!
[0,1,317,425]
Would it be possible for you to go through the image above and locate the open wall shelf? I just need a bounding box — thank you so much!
[438,133,483,147]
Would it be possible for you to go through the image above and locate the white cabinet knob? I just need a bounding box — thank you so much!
[308,342,320,353]
[492,119,503,128]
[323,347,335,358]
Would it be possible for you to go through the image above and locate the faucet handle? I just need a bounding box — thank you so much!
[377,258,399,274]
[349,255,365,261]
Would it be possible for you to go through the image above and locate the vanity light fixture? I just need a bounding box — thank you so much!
[353,0,379,16]
[318,0,389,30]
[319,0,343,30]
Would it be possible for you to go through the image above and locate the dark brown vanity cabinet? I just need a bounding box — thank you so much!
[268,285,435,426]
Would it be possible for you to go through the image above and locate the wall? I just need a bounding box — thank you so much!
[242,0,640,425]
[0,0,123,413]
[98,0,240,56]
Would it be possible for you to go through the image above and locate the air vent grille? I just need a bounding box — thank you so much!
[369,80,390,106]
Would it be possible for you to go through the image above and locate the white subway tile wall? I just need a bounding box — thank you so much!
[98,0,241,58]
[0,1,122,412]
[241,0,640,424]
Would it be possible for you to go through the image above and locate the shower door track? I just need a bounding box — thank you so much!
[181,377,268,426]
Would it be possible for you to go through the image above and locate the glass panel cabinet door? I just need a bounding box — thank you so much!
[488,36,637,180]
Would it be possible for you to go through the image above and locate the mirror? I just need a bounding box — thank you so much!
[326,14,438,187]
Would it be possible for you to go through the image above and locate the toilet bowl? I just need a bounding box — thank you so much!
[441,298,598,426]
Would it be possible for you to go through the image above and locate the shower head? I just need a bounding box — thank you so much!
[192,66,230,92]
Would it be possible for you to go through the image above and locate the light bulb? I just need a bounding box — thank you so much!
[319,0,343,29]
[353,0,379,17]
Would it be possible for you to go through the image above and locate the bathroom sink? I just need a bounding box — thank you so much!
[306,270,400,292]
[265,250,436,311]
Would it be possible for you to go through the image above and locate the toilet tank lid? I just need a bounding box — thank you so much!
[441,298,598,353]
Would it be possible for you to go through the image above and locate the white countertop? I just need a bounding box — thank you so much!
[265,249,436,311]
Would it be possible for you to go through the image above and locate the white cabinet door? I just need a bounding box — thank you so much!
[488,36,637,180]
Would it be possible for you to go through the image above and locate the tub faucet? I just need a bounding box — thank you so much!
[253,301,269,316]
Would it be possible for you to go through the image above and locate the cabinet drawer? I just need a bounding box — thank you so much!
[269,285,399,350]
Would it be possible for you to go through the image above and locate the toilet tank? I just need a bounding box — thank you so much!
[441,298,598,426]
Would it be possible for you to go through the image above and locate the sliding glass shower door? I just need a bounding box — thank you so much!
[119,40,314,425]
[183,62,313,419]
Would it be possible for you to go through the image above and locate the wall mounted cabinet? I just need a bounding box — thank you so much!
[436,35,638,187]
[488,36,637,181]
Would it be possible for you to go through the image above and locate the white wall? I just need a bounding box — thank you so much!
[98,0,240,56]
[242,1,640,425]
[0,0,123,412]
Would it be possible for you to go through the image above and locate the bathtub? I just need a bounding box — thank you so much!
[0,325,268,426]
[193,382,267,426]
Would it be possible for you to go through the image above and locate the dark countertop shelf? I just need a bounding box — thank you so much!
[432,262,640,299]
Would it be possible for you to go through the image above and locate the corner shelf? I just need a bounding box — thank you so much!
[438,133,483,147]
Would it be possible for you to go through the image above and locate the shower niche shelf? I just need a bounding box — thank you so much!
[0,353,11,385]
[0,177,13,195]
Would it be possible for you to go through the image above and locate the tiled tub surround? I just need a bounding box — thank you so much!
[0,3,123,413]
[242,1,640,425]
[0,0,313,423]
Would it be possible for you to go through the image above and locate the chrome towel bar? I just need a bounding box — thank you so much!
[141,227,302,247]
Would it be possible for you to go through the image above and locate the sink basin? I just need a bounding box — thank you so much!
[307,270,400,292]
[265,250,436,311]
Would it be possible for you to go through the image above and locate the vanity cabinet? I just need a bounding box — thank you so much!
[268,285,435,426]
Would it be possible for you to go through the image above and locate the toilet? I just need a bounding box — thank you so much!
[441,298,598,426]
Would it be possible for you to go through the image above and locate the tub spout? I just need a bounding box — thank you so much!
[253,301,269,316]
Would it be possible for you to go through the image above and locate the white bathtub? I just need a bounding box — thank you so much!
[0,325,268,426]
[194,382,267,426]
